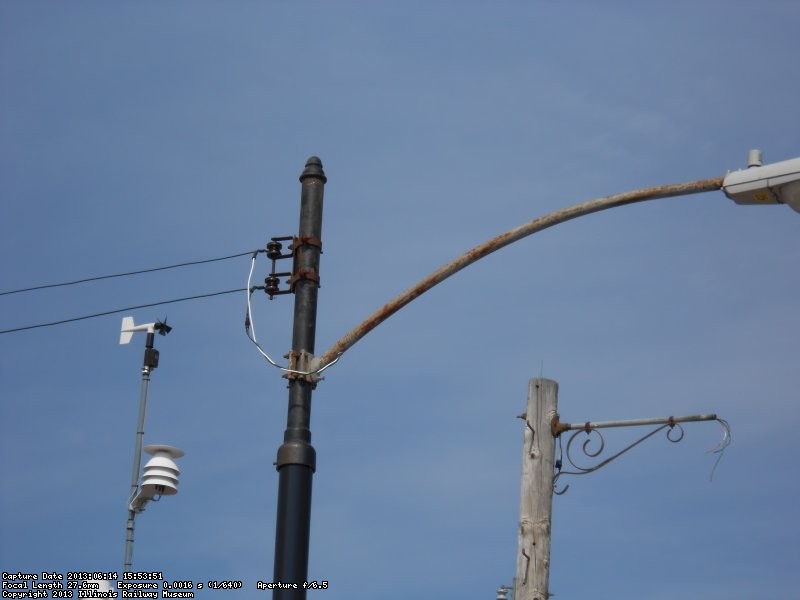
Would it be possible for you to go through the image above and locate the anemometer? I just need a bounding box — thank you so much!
[119,316,184,571]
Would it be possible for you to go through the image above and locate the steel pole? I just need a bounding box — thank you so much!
[273,157,326,599]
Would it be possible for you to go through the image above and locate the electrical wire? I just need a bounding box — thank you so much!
[0,251,257,297]
[0,288,245,335]
[244,254,341,376]
[707,418,732,481]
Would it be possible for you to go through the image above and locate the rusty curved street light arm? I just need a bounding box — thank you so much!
[317,176,724,366]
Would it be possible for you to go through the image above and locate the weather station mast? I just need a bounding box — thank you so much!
[119,316,184,571]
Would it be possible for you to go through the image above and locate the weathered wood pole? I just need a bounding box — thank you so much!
[514,378,558,600]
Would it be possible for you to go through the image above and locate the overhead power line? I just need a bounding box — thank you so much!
[0,288,247,335]
[0,250,257,297]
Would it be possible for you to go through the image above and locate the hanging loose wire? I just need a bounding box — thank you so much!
[244,253,341,376]
[707,418,732,481]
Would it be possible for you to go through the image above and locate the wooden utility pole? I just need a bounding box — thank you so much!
[511,378,726,599]
[514,378,558,600]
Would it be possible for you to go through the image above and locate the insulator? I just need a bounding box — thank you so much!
[266,241,283,260]
[265,275,281,296]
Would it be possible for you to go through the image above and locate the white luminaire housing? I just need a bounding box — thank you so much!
[723,151,800,213]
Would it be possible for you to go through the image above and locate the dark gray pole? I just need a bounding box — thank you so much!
[124,331,158,571]
[273,157,326,599]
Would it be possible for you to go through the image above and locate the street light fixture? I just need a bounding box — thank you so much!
[723,150,800,212]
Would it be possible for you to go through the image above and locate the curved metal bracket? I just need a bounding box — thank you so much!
[553,418,731,495]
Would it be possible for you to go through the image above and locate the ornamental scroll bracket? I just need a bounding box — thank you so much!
[549,413,731,495]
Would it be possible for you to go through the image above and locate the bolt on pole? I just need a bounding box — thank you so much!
[272,157,326,599]
[515,378,558,600]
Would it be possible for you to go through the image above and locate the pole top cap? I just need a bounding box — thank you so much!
[300,156,327,183]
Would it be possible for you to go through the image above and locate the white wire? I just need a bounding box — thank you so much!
[707,418,731,481]
[245,255,341,376]
[246,256,286,369]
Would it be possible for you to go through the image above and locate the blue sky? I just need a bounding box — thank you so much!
[1,2,798,598]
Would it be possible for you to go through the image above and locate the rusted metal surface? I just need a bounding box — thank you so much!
[289,235,323,251]
[282,350,323,385]
[317,176,724,366]
[550,414,570,437]
[288,267,320,290]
